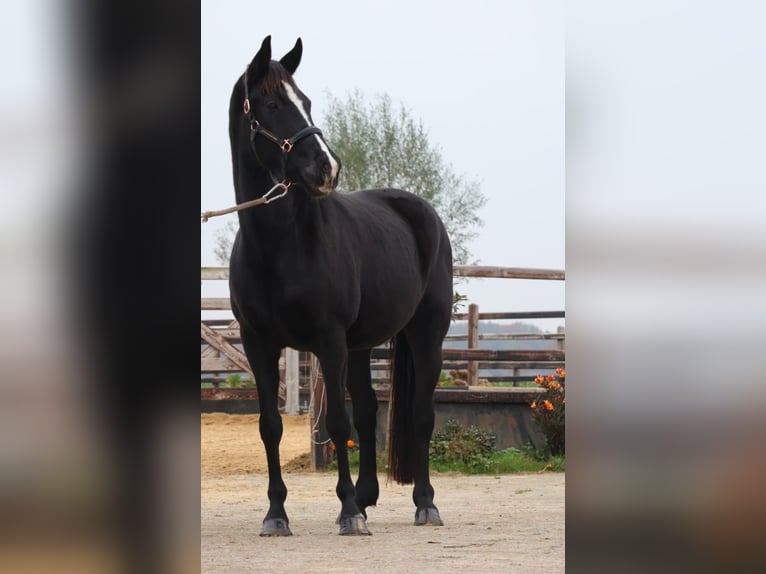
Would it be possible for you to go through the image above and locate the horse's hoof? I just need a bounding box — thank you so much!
[338,514,372,535]
[336,508,367,524]
[414,507,443,526]
[260,518,292,536]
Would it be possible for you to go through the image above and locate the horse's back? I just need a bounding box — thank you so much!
[337,188,451,273]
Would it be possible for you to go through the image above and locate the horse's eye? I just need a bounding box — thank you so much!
[266,100,279,110]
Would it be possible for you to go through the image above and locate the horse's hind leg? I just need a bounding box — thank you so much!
[404,306,450,526]
[239,330,291,536]
[346,349,379,517]
[408,339,444,525]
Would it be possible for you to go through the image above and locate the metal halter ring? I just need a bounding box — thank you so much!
[280,140,293,153]
[262,181,292,203]
[243,99,251,114]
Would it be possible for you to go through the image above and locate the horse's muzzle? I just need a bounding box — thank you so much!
[313,155,340,195]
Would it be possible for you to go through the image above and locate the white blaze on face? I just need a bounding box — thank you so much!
[282,81,339,193]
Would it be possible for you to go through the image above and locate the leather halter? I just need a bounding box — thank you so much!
[242,72,323,181]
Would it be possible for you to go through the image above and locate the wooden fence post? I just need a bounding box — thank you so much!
[557,326,565,353]
[278,349,286,403]
[285,348,299,415]
[467,303,479,387]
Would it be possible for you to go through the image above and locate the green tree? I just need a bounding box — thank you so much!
[323,91,486,264]
[213,220,237,266]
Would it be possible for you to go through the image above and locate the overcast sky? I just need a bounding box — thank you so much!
[201,1,564,330]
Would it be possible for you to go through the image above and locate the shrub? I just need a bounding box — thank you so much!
[430,419,496,470]
[529,368,566,456]
[226,373,242,388]
[452,291,468,317]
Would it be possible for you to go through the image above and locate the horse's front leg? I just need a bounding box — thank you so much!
[240,331,291,536]
[319,343,371,535]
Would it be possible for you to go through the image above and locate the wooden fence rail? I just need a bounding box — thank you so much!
[452,265,564,280]
[444,333,565,341]
[201,265,565,282]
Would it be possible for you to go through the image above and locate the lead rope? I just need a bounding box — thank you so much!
[309,355,332,446]
[200,180,291,222]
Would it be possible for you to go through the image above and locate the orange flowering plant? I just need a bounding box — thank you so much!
[329,439,357,455]
[529,368,565,456]
[325,438,367,472]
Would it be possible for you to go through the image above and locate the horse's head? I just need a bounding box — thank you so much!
[232,36,341,197]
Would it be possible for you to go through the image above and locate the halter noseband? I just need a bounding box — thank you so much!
[242,72,323,181]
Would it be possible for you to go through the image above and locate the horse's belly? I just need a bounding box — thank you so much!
[233,255,428,352]
[346,289,422,350]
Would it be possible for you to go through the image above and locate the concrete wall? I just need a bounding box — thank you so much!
[202,387,547,451]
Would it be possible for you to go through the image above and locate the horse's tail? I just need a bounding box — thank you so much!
[387,331,416,484]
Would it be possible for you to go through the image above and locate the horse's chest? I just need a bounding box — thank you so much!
[272,289,318,324]
[244,274,353,345]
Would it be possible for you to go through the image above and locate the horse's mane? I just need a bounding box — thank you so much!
[259,62,296,96]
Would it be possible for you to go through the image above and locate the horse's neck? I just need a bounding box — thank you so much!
[235,170,321,256]
[233,161,278,205]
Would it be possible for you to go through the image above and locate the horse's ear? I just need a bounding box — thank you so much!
[279,38,302,75]
[248,35,272,82]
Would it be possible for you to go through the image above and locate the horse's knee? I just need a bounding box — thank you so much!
[259,412,283,443]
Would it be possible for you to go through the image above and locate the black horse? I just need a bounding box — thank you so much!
[227,36,453,536]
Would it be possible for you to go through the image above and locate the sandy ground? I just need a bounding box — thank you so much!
[202,413,314,476]
[202,413,565,574]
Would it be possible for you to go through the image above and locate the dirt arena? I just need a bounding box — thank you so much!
[202,413,565,573]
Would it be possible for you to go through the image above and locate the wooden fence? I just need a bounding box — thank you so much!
[201,264,565,390]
